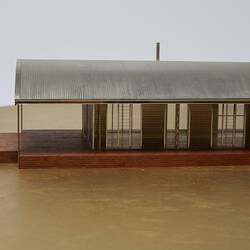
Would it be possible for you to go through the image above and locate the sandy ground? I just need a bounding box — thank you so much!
[1,106,250,250]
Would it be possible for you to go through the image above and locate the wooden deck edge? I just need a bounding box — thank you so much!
[0,151,18,163]
[0,133,18,163]
[19,150,250,168]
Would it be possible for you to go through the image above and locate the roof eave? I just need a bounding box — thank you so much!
[14,98,250,105]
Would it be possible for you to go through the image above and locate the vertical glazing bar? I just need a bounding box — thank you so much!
[92,104,95,150]
[175,104,180,149]
[121,104,124,132]
[244,104,247,146]
[221,104,224,145]
[225,104,228,146]
[140,104,143,148]
[88,105,91,143]
[225,104,228,135]
[117,104,120,146]
[232,104,237,147]
[210,105,214,148]
[82,104,84,134]
[111,104,114,146]
[121,104,124,145]
[87,105,90,142]
[129,104,132,148]
[98,106,101,150]
[187,104,191,149]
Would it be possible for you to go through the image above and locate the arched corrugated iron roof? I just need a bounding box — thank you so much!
[15,59,250,103]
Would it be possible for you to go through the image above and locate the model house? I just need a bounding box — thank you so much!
[15,59,250,168]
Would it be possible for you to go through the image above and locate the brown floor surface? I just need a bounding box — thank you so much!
[1,164,250,250]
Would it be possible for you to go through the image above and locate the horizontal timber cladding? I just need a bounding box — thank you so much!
[189,104,212,149]
[94,104,107,150]
[142,104,165,149]
[245,104,250,148]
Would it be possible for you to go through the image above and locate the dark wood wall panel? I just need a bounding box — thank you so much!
[245,104,250,148]
[82,104,88,136]
[87,104,93,146]
[142,104,164,149]
[212,104,218,148]
[94,104,107,150]
[190,104,212,149]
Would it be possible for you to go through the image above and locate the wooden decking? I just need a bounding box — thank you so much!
[0,133,18,163]
[1,130,250,168]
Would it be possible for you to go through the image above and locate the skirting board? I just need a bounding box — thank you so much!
[19,150,250,169]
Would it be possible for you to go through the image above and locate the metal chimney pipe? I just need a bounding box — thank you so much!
[156,42,160,61]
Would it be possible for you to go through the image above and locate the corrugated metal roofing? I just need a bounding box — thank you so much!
[15,59,250,103]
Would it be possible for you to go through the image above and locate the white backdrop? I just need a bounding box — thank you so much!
[1,0,250,106]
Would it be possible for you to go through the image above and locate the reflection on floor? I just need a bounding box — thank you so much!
[1,164,250,250]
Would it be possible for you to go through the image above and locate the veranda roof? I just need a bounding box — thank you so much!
[15,59,250,103]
